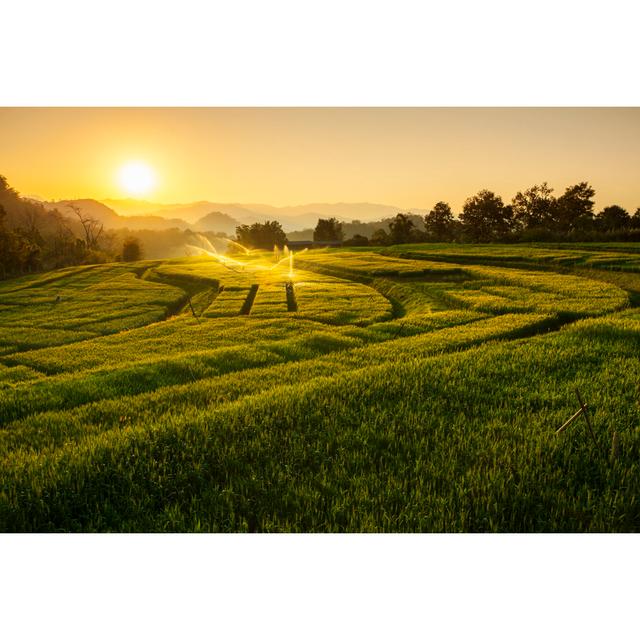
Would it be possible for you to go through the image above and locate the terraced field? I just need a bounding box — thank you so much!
[1,245,639,532]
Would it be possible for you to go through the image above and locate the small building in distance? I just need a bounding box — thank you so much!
[285,240,343,250]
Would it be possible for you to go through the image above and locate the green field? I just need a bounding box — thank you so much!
[1,244,639,532]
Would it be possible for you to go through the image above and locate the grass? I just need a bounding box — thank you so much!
[0,244,639,532]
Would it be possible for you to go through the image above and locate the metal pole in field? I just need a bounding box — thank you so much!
[188,296,200,323]
[575,389,598,448]
[555,405,586,434]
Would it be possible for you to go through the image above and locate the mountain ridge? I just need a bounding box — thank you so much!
[36,197,430,234]
[100,199,429,231]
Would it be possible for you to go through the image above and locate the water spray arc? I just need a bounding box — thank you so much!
[222,237,252,255]
[194,233,218,254]
[184,245,245,272]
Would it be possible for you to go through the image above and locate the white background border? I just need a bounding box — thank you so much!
[2,0,640,106]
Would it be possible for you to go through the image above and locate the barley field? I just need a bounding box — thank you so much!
[1,244,639,532]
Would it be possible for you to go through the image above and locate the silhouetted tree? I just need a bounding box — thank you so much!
[424,202,455,241]
[314,217,344,242]
[460,190,514,242]
[343,234,369,247]
[66,203,103,249]
[122,237,143,261]
[632,208,640,228]
[388,213,417,244]
[511,183,556,232]
[236,220,287,249]
[46,225,85,269]
[0,201,43,275]
[0,204,15,277]
[370,228,391,246]
[554,182,595,234]
[596,205,631,231]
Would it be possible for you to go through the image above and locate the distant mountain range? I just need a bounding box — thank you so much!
[100,199,429,231]
[42,199,193,231]
[38,198,429,235]
[40,199,238,235]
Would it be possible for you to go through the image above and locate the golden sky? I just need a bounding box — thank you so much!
[1,108,639,212]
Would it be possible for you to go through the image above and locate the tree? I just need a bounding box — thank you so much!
[554,182,595,234]
[596,205,631,231]
[632,208,640,228]
[66,203,103,249]
[388,213,417,244]
[369,228,391,246]
[46,224,86,269]
[0,202,44,275]
[343,234,369,247]
[122,237,142,261]
[459,190,514,242]
[424,202,455,241]
[511,183,556,232]
[0,204,16,277]
[236,220,287,249]
[313,217,343,242]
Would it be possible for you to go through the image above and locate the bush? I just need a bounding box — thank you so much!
[343,234,369,247]
[122,238,142,262]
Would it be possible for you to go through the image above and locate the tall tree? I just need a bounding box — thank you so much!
[511,183,556,231]
[596,205,631,231]
[0,204,16,277]
[388,213,417,244]
[554,182,595,234]
[369,228,390,246]
[424,202,455,241]
[66,203,103,249]
[313,217,343,242]
[236,220,287,249]
[460,190,514,242]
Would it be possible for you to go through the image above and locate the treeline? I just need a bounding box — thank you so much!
[317,183,640,246]
[4,173,640,279]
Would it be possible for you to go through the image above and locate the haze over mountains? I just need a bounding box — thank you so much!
[36,197,429,235]
[40,199,240,235]
[100,199,428,231]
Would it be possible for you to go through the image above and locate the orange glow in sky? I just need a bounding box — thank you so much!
[1,107,639,212]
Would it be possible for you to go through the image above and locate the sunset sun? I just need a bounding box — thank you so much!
[118,161,156,196]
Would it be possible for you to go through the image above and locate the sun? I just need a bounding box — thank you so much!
[118,162,156,196]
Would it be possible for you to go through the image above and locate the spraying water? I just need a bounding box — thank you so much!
[185,245,245,271]
[185,244,214,258]
[223,238,251,254]
[194,233,218,254]
[269,254,289,270]
[185,238,306,281]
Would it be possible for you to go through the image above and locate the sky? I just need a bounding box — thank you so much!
[1,107,639,213]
